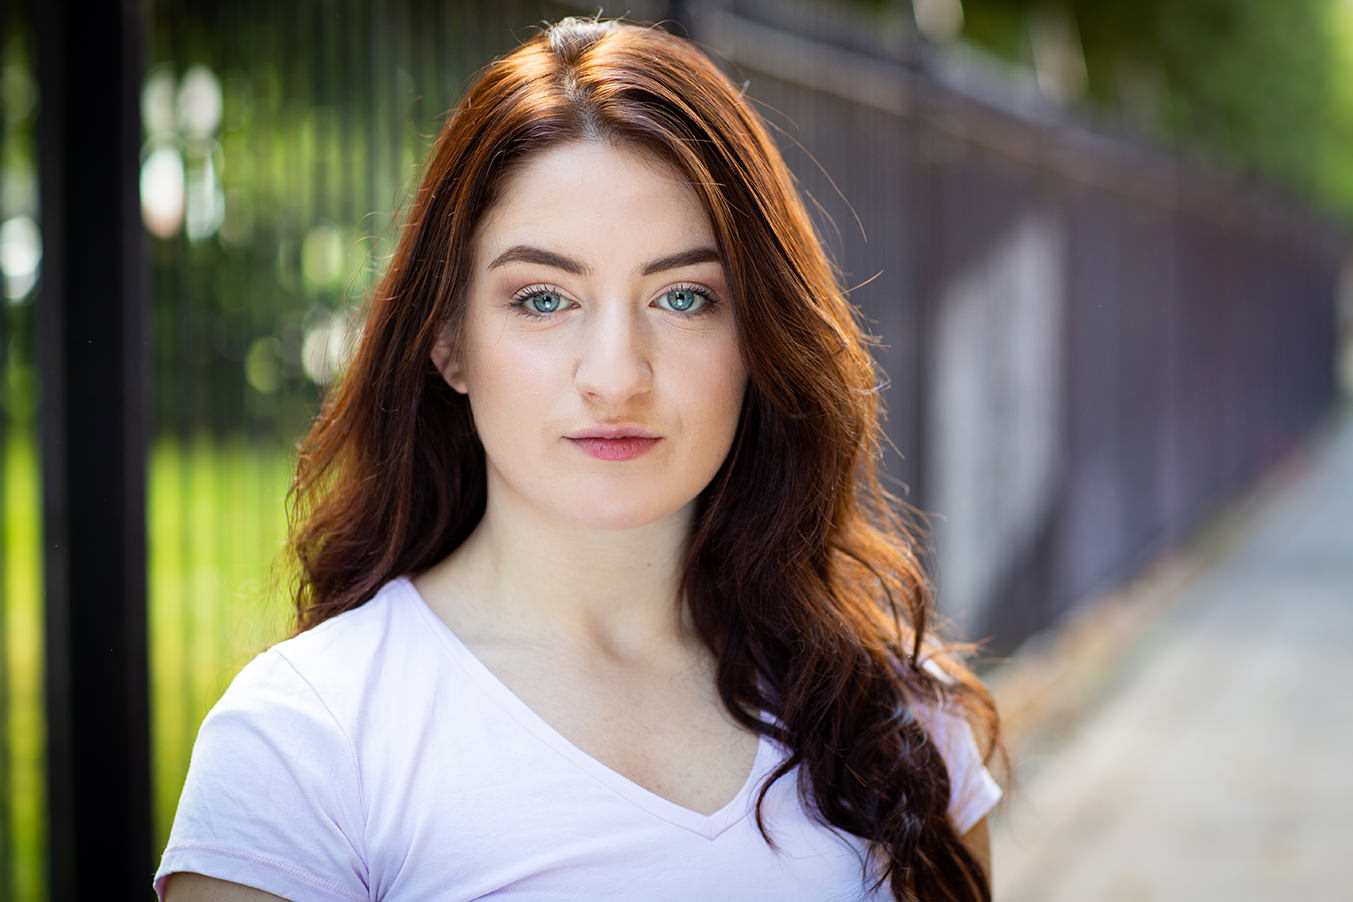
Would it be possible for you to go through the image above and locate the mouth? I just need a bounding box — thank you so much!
[565,425,662,462]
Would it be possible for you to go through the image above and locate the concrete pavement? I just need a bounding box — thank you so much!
[988,405,1353,901]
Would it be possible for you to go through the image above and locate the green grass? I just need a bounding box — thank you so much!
[3,433,295,901]
[4,432,44,902]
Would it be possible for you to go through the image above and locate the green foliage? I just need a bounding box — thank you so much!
[958,0,1353,222]
[147,436,294,845]
[956,1,1032,63]
[1323,0,1353,216]
[3,434,43,902]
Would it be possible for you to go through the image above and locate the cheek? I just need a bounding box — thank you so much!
[685,335,747,432]
[462,333,557,407]
[457,335,562,460]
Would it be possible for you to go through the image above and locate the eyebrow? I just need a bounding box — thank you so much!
[488,245,588,275]
[641,247,722,275]
[486,245,722,276]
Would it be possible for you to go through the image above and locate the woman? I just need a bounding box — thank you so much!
[157,18,1002,902]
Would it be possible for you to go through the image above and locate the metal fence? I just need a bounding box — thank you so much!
[698,0,1343,645]
[1,0,1344,898]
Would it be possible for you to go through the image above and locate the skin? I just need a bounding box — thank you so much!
[164,140,992,899]
[966,816,992,883]
[164,875,285,901]
[419,140,755,816]
[436,141,748,536]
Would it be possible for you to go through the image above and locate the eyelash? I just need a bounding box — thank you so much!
[663,283,721,317]
[507,283,722,319]
[508,284,571,319]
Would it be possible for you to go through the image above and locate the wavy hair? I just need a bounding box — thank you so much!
[289,18,1001,901]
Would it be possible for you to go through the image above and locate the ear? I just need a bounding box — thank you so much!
[430,333,468,394]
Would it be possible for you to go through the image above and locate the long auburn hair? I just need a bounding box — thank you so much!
[290,18,1000,902]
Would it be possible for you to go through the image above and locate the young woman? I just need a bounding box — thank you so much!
[157,18,1002,902]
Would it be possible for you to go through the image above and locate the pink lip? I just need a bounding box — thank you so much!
[565,425,662,461]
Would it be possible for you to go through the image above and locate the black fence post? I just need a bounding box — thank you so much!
[35,0,152,898]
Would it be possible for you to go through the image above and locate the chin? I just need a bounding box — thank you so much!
[554,493,693,533]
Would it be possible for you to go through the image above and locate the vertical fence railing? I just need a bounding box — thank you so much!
[36,0,151,897]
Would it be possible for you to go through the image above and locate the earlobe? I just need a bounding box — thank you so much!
[430,338,468,394]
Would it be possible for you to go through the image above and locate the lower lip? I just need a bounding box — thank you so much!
[567,437,661,461]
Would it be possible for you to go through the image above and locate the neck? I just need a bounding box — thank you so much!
[427,477,697,659]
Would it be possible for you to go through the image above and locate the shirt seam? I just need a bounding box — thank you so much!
[163,840,367,900]
[267,646,373,868]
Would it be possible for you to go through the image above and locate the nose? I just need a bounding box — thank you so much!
[573,304,653,405]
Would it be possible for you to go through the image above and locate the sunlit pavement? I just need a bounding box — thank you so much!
[989,405,1353,901]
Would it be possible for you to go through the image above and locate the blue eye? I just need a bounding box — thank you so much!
[512,288,570,316]
[656,286,712,313]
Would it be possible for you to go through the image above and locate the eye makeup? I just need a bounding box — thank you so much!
[505,281,724,320]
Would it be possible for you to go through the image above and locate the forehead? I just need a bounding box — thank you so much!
[474,141,716,261]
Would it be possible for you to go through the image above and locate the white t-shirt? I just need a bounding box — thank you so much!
[155,577,1000,901]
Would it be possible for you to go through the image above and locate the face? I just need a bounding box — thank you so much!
[432,141,748,532]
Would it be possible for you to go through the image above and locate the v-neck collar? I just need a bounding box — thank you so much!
[396,577,772,840]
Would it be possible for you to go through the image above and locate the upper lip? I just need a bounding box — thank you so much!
[565,424,661,440]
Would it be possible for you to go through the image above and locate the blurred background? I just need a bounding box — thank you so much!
[1,0,1349,899]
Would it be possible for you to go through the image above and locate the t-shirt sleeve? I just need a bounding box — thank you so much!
[915,703,1003,836]
[154,649,369,901]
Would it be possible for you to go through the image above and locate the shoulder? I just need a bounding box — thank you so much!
[183,578,427,796]
[157,649,372,899]
[266,577,414,674]
[230,578,422,722]
[910,695,1003,837]
[155,578,432,901]
[179,575,435,828]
